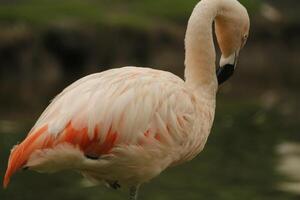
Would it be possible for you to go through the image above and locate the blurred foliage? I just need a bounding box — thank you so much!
[0,0,261,29]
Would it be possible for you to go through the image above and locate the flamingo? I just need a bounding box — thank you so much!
[3,0,250,199]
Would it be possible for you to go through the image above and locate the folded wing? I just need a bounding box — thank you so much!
[3,67,196,187]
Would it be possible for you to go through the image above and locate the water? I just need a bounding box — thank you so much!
[0,99,299,200]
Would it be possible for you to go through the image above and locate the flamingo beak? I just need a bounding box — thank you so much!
[216,51,239,85]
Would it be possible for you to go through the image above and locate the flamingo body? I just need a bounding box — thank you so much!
[4,67,214,187]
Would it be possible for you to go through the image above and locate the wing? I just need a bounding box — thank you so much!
[4,67,196,187]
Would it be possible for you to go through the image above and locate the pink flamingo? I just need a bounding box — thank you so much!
[3,0,250,199]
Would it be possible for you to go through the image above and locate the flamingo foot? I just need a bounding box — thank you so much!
[109,181,121,190]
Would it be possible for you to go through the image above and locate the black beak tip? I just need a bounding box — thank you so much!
[216,64,235,85]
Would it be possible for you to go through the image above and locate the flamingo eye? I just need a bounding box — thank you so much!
[241,34,248,48]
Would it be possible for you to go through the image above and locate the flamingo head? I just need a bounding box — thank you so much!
[214,0,250,85]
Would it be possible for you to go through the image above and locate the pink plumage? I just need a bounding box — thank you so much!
[4,67,205,188]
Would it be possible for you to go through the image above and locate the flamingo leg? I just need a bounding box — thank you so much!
[129,185,139,200]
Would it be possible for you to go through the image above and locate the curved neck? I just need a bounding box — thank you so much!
[184,0,219,97]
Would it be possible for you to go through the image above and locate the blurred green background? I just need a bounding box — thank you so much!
[0,0,299,199]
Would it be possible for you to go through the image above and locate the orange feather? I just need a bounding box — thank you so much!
[3,125,48,188]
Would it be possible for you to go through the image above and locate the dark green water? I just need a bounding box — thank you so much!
[0,99,299,200]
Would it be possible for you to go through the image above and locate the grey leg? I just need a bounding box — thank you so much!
[129,185,140,200]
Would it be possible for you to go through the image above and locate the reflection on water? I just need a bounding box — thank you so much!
[277,142,300,195]
[0,101,299,200]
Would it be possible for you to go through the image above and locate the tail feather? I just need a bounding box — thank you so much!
[3,125,48,188]
[3,122,119,188]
